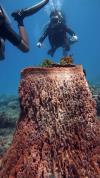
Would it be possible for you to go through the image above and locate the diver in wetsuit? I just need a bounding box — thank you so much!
[0,0,49,60]
[37,10,78,57]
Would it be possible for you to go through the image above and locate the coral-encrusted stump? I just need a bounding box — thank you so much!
[0,66,100,178]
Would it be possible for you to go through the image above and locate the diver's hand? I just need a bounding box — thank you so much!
[70,35,78,42]
[36,42,42,48]
[73,35,78,41]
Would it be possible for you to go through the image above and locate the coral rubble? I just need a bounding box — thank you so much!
[0,95,20,157]
[0,66,100,178]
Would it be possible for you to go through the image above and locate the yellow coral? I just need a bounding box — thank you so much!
[60,56,73,65]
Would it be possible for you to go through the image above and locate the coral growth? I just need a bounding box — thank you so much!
[0,66,100,178]
[41,59,54,67]
[60,56,73,65]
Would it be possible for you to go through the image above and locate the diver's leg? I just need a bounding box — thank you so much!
[18,22,29,52]
[0,8,5,26]
[12,0,49,19]
[48,38,56,57]
[63,47,69,57]
[48,47,56,57]
[10,0,49,52]
[0,38,5,60]
[63,40,70,57]
[0,8,5,60]
[13,14,29,52]
[0,5,29,53]
[2,22,29,52]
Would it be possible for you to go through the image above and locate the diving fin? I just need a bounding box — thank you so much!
[12,0,49,20]
[22,0,49,17]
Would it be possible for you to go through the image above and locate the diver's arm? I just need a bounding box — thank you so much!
[37,30,48,47]
[37,26,49,47]
[66,26,75,36]
[66,26,78,42]
[38,29,48,43]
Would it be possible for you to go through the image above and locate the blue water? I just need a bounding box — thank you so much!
[0,0,100,94]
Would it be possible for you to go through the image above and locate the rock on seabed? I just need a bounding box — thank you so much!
[0,66,100,178]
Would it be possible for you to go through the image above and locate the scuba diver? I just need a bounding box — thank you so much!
[37,10,78,57]
[0,0,49,60]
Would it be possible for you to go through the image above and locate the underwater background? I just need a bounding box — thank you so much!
[0,0,100,161]
[0,0,100,94]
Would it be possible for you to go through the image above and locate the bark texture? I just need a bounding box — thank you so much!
[0,66,100,178]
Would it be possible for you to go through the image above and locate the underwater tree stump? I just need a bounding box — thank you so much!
[0,66,100,178]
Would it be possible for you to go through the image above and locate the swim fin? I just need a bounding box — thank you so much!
[11,0,49,20]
